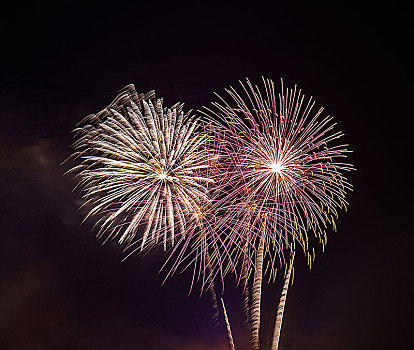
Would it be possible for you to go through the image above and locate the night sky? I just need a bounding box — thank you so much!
[0,1,412,349]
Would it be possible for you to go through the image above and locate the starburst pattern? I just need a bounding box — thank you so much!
[69,85,214,252]
[204,77,353,278]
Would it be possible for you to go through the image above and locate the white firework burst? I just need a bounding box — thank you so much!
[69,85,213,252]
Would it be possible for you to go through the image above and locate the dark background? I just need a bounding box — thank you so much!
[0,1,412,349]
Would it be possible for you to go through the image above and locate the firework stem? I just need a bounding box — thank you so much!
[250,233,265,350]
[271,252,295,350]
[241,248,251,328]
[206,251,219,322]
[221,298,236,350]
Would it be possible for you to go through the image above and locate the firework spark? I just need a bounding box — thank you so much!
[69,85,214,253]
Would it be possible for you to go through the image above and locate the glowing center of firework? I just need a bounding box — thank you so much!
[270,161,284,174]
[158,172,167,180]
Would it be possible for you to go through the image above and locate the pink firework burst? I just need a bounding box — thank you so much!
[203,77,354,283]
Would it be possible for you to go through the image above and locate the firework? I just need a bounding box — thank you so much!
[203,78,354,349]
[66,80,354,350]
[69,85,214,253]
[204,77,353,276]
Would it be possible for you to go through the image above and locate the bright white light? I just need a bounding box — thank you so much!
[159,172,167,180]
[270,161,283,174]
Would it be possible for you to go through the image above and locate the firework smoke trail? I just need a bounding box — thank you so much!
[68,84,215,255]
[203,78,353,349]
[241,250,251,328]
[250,234,265,350]
[221,298,236,350]
[271,252,295,350]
